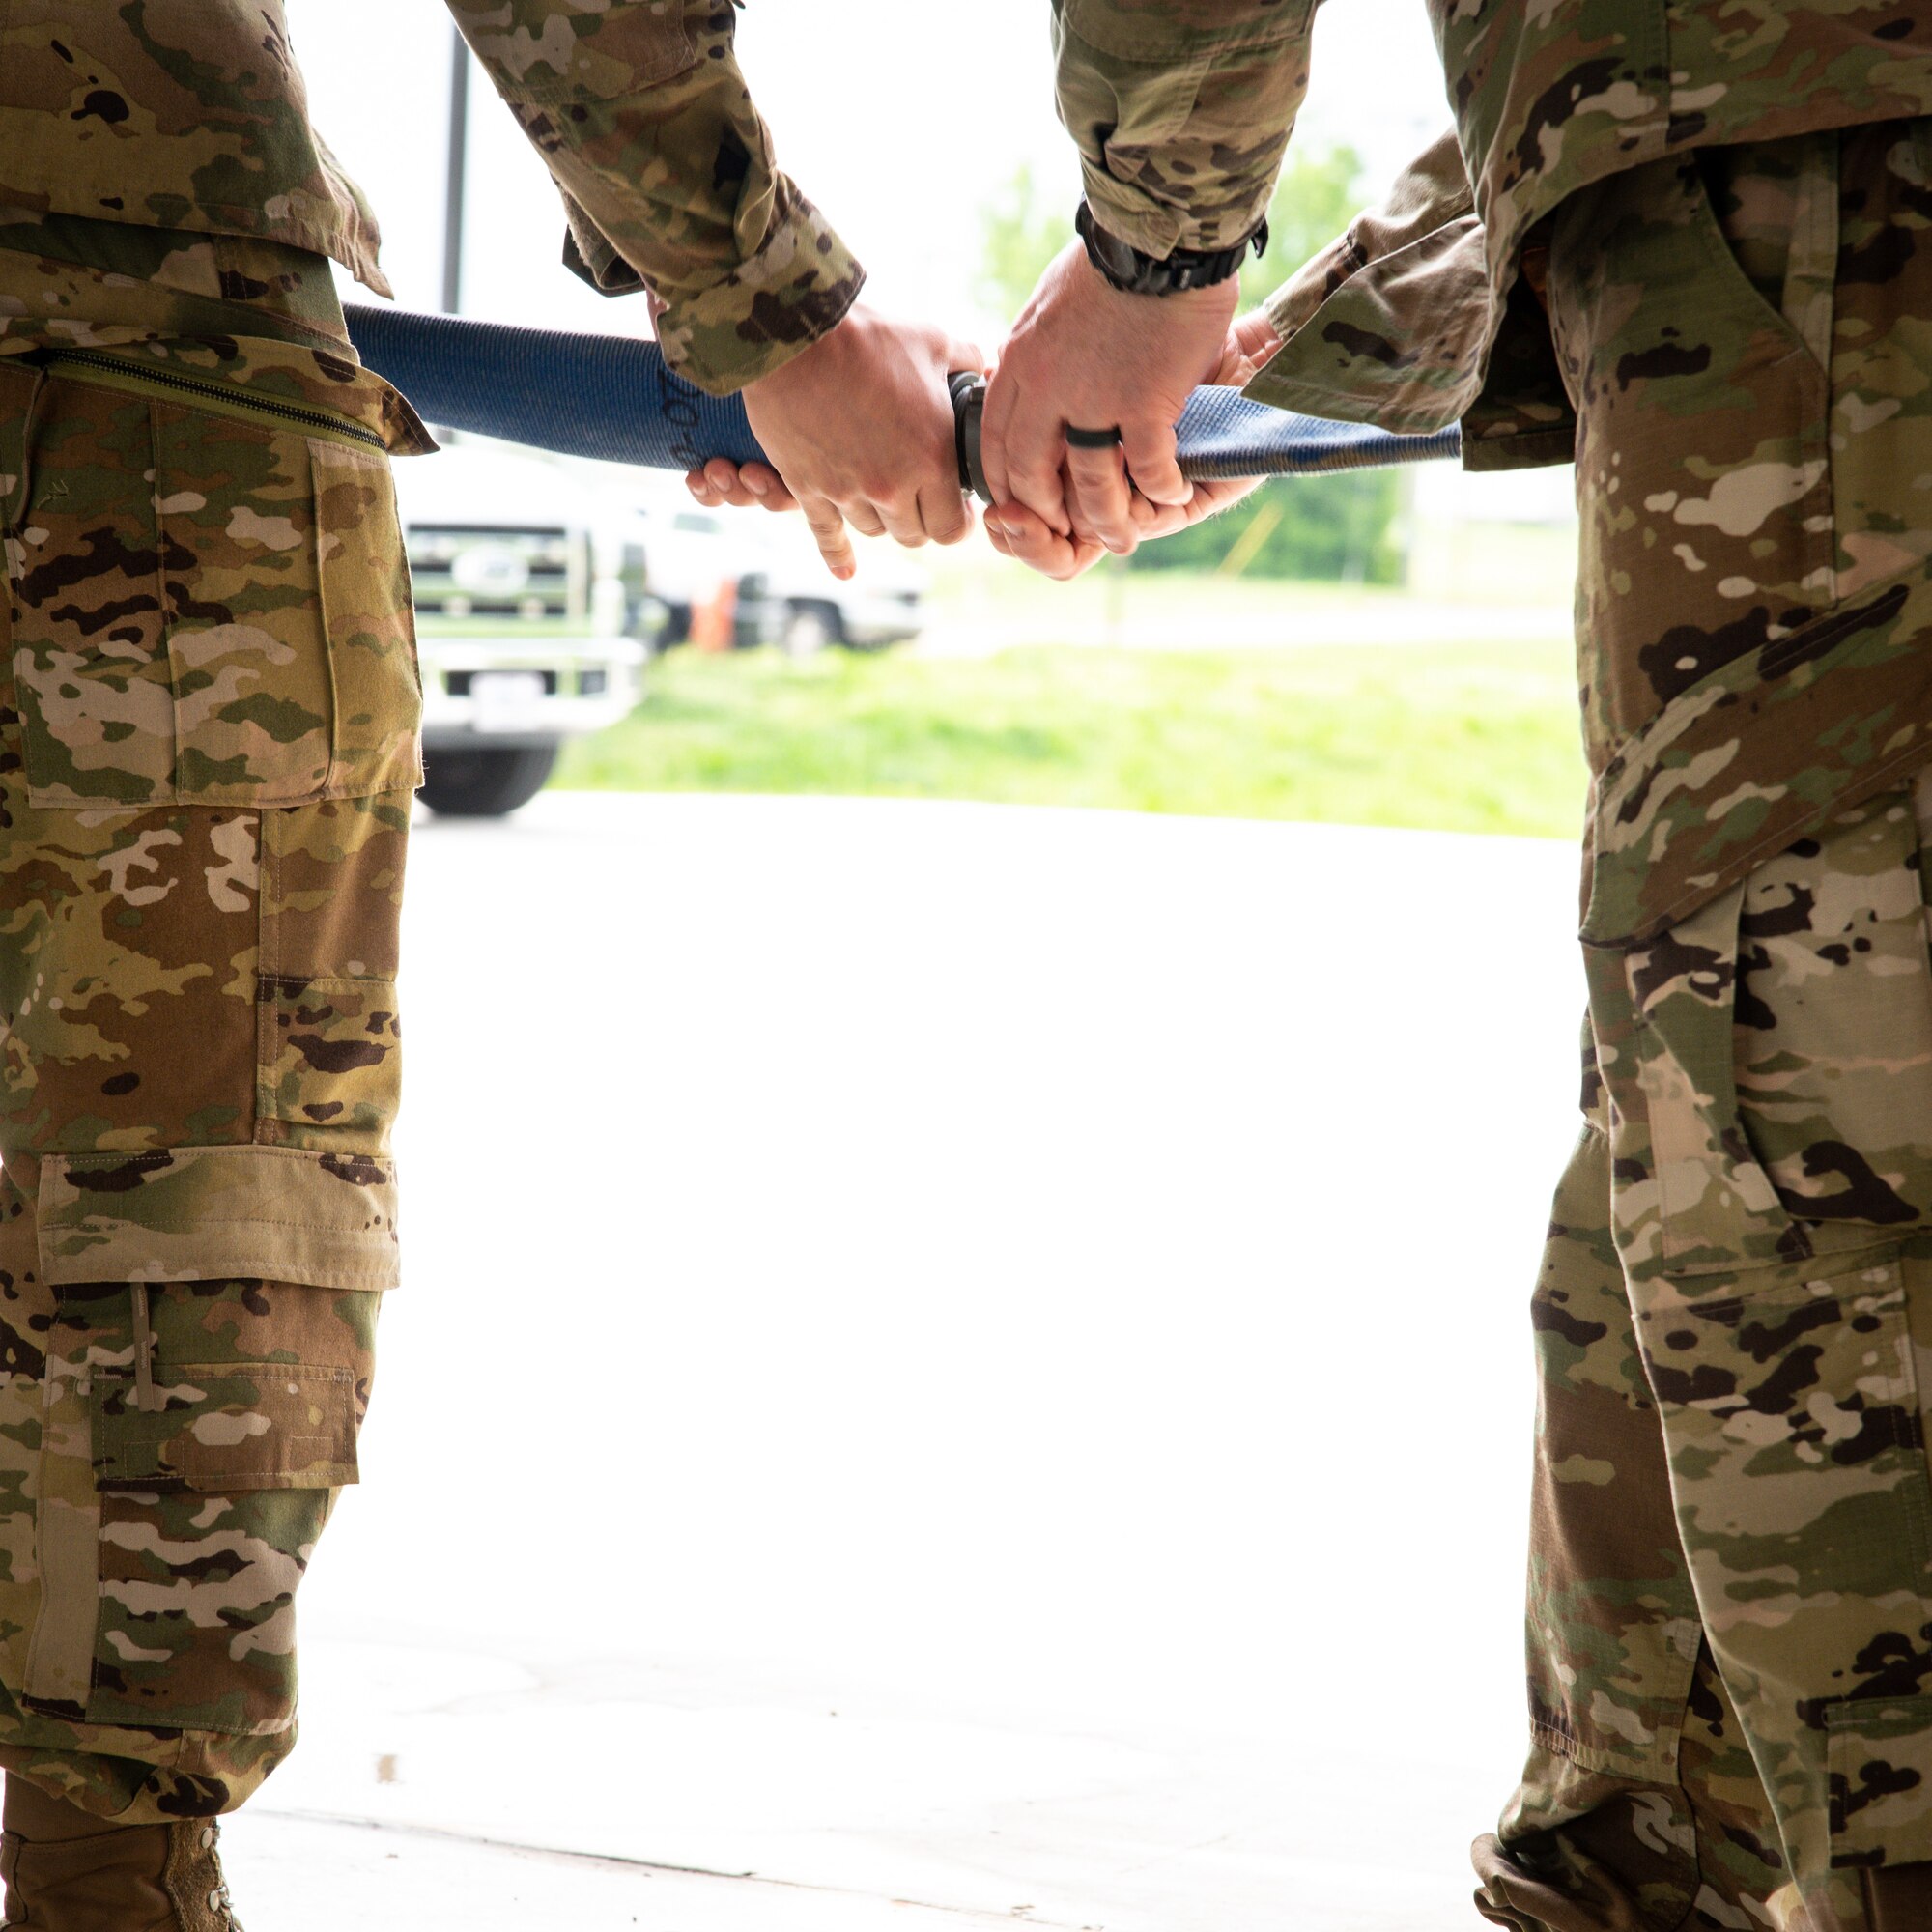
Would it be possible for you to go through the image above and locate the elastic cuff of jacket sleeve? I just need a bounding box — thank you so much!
[562,223,647,297]
[1080,170,1271,264]
[652,194,866,397]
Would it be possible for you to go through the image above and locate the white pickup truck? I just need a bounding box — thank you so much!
[620,478,928,656]
[396,445,929,814]
[397,442,650,815]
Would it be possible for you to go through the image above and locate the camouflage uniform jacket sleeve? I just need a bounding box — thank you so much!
[447,0,864,397]
[0,2,390,298]
[1050,0,1315,258]
[1241,131,1576,473]
[1061,5,1932,464]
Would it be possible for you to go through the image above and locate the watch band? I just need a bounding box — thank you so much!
[1075,200,1267,298]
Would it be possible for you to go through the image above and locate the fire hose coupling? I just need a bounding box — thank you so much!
[950,370,990,505]
[948,376,1141,506]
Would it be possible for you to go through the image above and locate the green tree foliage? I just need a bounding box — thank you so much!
[976,145,1402,584]
[1126,469,1402,583]
[1239,141,1364,308]
[976,161,1074,320]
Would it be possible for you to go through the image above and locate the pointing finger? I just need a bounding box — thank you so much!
[801,497,856,579]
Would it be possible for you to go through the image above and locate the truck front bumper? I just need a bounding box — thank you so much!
[417,635,645,747]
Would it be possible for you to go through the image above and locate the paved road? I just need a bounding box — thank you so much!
[230,793,1587,1930]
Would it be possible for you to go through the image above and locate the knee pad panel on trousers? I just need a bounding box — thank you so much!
[1595,784,1932,1280]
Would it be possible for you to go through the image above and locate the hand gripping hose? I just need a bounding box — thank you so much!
[343,304,1461,497]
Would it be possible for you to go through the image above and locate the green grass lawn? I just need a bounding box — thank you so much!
[554,633,1588,840]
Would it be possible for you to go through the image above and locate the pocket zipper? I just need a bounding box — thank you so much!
[43,348,386,451]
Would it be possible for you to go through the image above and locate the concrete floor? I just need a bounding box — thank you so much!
[214,792,1587,1929]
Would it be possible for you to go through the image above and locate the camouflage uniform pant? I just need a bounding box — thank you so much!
[1472,125,1932,1932]
[0,227,419,1823]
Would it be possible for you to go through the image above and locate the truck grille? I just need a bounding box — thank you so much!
[407,524,580,621]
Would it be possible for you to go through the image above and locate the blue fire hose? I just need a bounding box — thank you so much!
[342,303,1462,493]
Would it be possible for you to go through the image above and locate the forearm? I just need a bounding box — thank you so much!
[1051,0,1312,258]
[447,0,863,395]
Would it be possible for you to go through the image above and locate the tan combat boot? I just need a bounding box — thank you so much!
[0,1776,241,1930]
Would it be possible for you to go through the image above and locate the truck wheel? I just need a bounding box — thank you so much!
[781,603,840,658]
[418,745,560,817]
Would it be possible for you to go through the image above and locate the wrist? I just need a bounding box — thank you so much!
[745,304,865,406]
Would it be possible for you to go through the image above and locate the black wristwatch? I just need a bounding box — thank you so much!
[1075,200,1267,297]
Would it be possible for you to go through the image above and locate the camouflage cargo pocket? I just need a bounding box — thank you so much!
[6,369,420,810]
[1622,783,1932,1271]
[81,1362,355,1734]
[21,1279,375,1738]
[258,975,402,1138]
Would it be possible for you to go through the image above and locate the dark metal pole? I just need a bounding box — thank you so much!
[441,26,469,314]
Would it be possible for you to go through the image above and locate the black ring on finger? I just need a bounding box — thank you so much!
[1065,424,1124,450]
